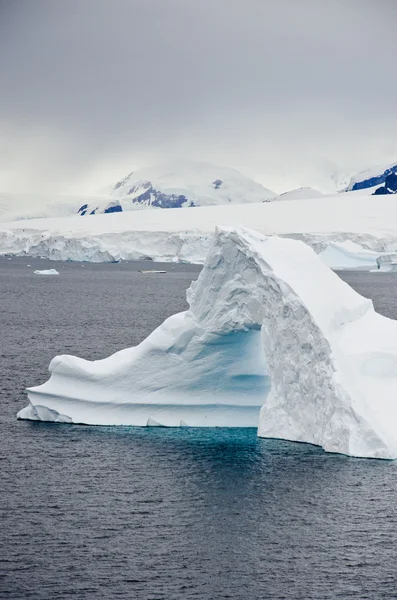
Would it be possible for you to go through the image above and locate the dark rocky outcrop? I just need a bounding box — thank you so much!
[372,171,397,196]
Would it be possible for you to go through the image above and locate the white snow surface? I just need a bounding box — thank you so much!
[273,187,324,201]
[34,269,59,275]
[17,226,397,459]
[2,192,397,266]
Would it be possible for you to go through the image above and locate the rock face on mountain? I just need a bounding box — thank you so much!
[373,172,397,196]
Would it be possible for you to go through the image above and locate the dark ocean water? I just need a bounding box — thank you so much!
[2,258,397,600]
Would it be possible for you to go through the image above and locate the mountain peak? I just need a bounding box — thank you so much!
[102,160,276,212]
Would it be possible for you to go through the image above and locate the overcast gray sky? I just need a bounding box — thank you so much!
[0,0,396,193]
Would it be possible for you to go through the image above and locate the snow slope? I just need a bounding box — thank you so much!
[273,187,324,201]
[0,193,115,223]
[18,227,397,459]
[2,192,397,265]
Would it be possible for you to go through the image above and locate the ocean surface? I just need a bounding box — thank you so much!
[2,258,397,600]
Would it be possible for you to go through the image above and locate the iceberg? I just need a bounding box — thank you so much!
[318,240,381,270]
[34,268,59,275]
[373,254,397,272]
[18,227,397,459]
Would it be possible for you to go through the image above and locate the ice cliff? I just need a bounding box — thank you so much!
[18,227,397,458]
[4,191,397,269]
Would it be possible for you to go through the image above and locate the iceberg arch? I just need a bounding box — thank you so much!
[18,227,397,458]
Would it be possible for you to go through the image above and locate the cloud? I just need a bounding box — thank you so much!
[0,0,396,193]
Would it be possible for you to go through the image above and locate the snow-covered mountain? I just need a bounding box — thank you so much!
[346,161,397,193]
[0,161,275,222]
[78,160,276,215]
[3,159,397,224]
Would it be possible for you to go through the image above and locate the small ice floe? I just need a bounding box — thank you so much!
[34,269,59,275]
[139,269,167,274]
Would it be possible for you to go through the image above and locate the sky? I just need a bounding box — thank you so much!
[0,0,396,194]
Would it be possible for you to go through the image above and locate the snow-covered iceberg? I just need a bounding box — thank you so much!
[374,254,397,272]
[18,227,397,459]
[318,240,381,270]
[34,268,59,275]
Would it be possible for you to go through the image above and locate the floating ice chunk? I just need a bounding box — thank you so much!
[34,269,59,275]
[146,417,164,427]
[374,254,397,272]
[17,402,72,423]
[17,226,397,458]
